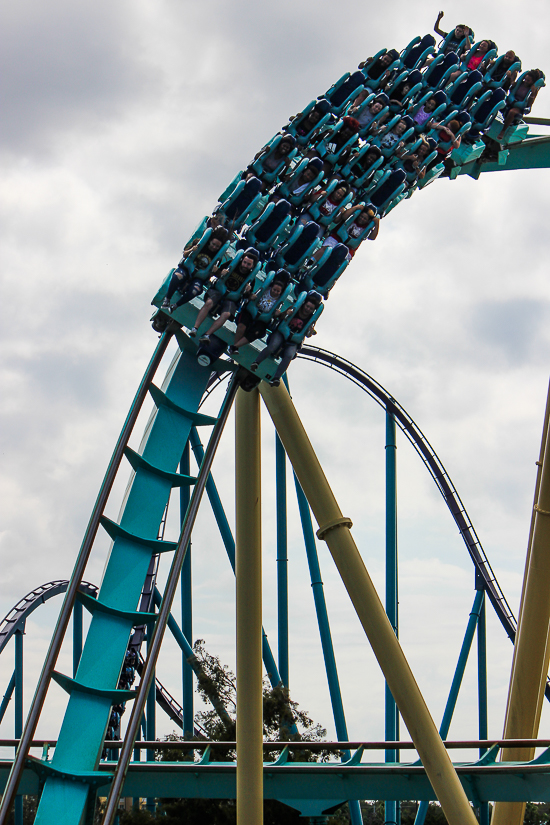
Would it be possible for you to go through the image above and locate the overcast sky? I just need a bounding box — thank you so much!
[2,0,550,766]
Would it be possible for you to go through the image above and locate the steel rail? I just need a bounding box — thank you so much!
[0,329,174,825]
[298,346,517,637]
[101,374,240,825]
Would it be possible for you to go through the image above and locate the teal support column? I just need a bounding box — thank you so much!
[180,443,194,738]
[276,433,289,687]
[294,475,363,825]
[477,592,489,825]
[414,588,485,825]
[385,410,399,825]
[14,631,23,825]
[72,601,83,678]
[0,671,15,725]
[146,630,156,814]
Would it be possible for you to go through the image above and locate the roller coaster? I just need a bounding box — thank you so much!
[2,21,550,825]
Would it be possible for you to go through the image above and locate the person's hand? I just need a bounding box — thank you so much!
[437,10,444,21]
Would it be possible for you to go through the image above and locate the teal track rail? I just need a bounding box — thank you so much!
[29,343,216,825]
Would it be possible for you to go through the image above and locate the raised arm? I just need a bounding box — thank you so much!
[434,10,447,38]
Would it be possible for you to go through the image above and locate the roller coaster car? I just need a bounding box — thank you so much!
[245,199,292,251]
[297,244,349,298]
[215,176,263,231]
[400,34,436,70]
[324,71,366,115]
[423,52,460,90]
[275,221,321,274]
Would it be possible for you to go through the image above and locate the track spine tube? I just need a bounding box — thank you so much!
[0,330,173,825]
[385,409,399,825]
[259,381,479,825]
[101,375,239,825]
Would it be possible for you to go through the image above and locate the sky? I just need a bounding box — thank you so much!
[2,0,550,770]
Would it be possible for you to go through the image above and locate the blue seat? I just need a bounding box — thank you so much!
[245,199,292,251]
[275,222,321,274]
[276,291,324,344]
[375,115,415,159]
[469,88,506,132]
[340,142,383,184]
[285,99,332,146]
[401,34,436,69]
[386,69,425,112]
[356,94,390,138]
[248,134,298,184]
[334,204,377,250]
[297,243,349,298]
[215,250,262,302]
[216,177,263,231]
[369,170,407,213]
[306,179,354,226]
[447,69,483,108]
[437,31,473,57]
[410,90,448,132]
[324,71,366,114]
[423,52,460,90]
[314,118,360,166]
[483,54,522,90]
[245,271,293,325]
[459,42,498,74]
[361,49,401,89]
[277,158,325,206]
[507,71,546,113]
[179,228,231,280]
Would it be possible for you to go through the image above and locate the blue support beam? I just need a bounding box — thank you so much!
[180,443,194,738]
[477,593,489,825]
[276,433,289,688]
[414,588,485,825]
[0,672,15,726]
[385,410,399,825]
[189,427,283,688]
[14,632,23,825]
[293,474,363,825]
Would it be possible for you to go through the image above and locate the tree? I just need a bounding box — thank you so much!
[120,639,343,823]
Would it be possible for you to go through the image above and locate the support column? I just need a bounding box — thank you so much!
[236,388,263,825]
[260,383,478,825]
[72,601,83,678]
[276,433,289,688]
[146,631,156,814]
[180,443,194,739]
[492,385,550,825]
[385,410,399,825]
[477,593,489,825]
[14,631,23,825]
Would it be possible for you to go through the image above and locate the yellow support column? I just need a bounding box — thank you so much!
[492,384,550,825]
[235,387,263,825]
[260,382,477,825]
